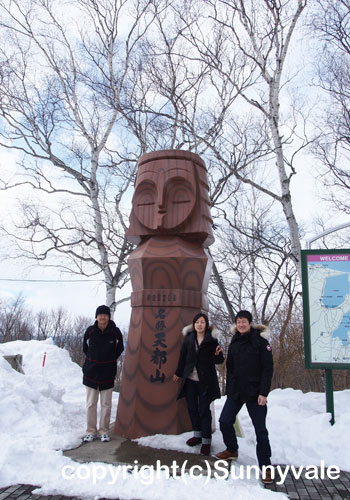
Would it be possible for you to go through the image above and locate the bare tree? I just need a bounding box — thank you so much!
[0,0,157,315]
[174,0,310,277]
[270,303,324,391]
[209,182,300,323]
[310,0,350,217]
[209,187,303,391]
[0,294,33,342]
[0,0,314,341]
[0,0,258,318]
[121,1,299,323]
[0,0,264,321]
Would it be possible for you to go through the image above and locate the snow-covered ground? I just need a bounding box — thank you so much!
[0,339,349,500]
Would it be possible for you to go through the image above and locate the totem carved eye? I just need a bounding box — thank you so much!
[162,178,195,229]
[134,181,157,229]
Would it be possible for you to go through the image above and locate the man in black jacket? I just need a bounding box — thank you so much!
[82,305,124,443]
[216,310,273,484]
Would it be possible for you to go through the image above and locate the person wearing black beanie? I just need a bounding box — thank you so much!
[95,305,111,318]
[82,305,124,443]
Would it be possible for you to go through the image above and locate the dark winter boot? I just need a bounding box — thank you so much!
[200,443,211,455]
[186,436,202,446]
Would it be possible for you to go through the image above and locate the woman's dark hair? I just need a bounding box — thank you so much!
[234,310,253,323]
[192,312,209,331]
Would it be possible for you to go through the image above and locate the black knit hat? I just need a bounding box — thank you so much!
[95,305,111,318]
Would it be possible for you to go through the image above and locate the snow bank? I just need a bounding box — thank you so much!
[0,339,348,499]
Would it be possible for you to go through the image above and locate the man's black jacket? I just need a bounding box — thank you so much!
[82,319,124,390]
[226,325,273,402]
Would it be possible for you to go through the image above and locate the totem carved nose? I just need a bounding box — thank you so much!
[156,187,166,212]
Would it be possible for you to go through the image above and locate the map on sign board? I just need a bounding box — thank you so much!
[301,250,350,369]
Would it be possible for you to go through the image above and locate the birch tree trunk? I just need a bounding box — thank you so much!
[0,0,153,314]
[222,0,306,277]
[184,0,308,278]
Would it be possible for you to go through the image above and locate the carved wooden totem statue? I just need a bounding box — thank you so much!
[115,149,214,438]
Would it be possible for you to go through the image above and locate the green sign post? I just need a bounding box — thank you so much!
[301,249,350,425]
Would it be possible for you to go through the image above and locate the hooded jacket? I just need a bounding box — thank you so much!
[82,319,124,390]
[175,324,225,403]
[225,324,273,402]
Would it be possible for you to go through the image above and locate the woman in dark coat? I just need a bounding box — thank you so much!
[173,312,224,455]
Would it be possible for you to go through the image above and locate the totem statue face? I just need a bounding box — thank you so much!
[127,150,214,246]
[133,162,196,230]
